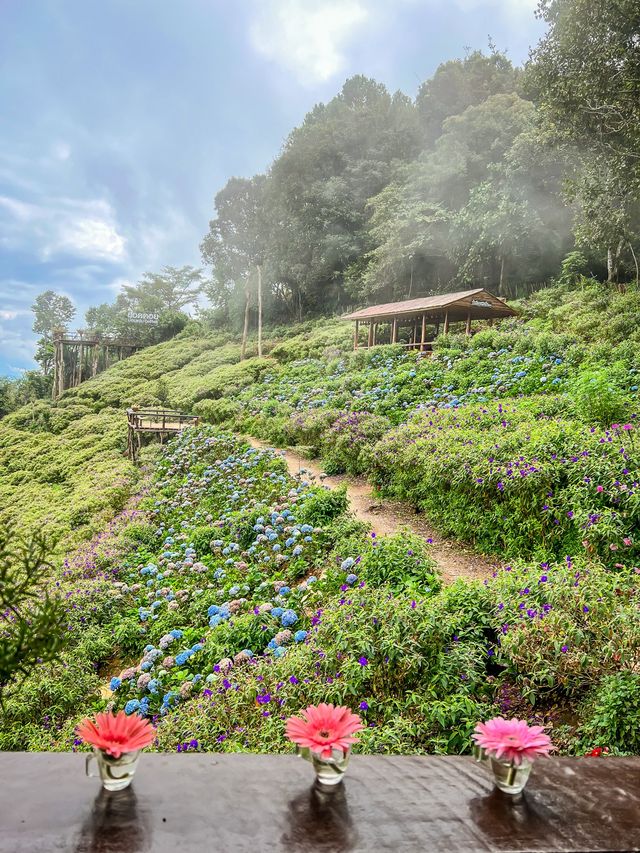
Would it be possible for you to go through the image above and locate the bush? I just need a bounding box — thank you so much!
[359,531,440,595]
[579,671,640,754]
[321,411,390,475]
[571,367,630,427]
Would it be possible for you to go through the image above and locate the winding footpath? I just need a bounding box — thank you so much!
[245,436,500,584]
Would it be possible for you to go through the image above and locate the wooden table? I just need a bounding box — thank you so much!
[0,754,638,852]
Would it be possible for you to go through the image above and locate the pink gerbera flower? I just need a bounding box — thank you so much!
[285,703,364,759]
[472,717,552,765]
[76,711,156,759]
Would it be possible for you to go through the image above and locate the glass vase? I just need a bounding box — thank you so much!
[489,757,532,795]
[86,748,141,791]
[299,746,351,786]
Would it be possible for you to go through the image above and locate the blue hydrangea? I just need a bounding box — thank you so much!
[267,638,279,650]
[341,557,355,570]
[109,677,121,691]
[170,629,183,639]
[124,699,141,715]
[241,649,254,658]
[271,606,284,618]
[147,679,160,694]
[208,604,220,617]
[140,661,153,672]
[294,630,308,643]
[292,546,303,557]
[281,609,298,627]
[307,576,317,584]
[346,573,358,585]
[274,646,287,658]
[175,652,191,666]
[278,586,291,596]
[191,643,203,653]
[209,615,222,627]
[144,645,154,652]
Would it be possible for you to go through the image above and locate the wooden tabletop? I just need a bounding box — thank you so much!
[1,753,638,852]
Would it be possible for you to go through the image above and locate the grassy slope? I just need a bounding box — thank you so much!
[1,281,639,755]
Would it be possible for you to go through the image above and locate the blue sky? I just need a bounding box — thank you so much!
[0,0,545,376]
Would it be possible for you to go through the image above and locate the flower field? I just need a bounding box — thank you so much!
[1,279,639,755]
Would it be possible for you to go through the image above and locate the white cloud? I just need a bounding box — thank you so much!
[249,0,368,83]
[0,194,127,262]
[52,215,126,261]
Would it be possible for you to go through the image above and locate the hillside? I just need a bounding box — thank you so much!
[1,279,639,755]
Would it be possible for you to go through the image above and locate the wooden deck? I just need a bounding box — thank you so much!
[1,754,638,852]
[126,408,200,461]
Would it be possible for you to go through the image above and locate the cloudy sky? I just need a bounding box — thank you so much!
[0,0,545,376]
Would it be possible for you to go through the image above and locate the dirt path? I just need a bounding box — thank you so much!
[245,436,499,584]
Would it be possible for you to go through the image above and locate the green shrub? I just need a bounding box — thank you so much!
[359,531,440,595]
[571,367,630,427]
[579,671,640,754]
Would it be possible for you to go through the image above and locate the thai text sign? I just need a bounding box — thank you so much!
[128,309,160,325]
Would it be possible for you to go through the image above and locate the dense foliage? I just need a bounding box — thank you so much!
[201,0,640,330]
[0,280,638,757]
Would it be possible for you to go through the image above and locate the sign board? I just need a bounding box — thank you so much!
[471,299,492,308]
[128,309,160,326]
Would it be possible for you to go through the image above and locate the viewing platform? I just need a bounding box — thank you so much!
[126,408,200,461]
[1,753,638,852]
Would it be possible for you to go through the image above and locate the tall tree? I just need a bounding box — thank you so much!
[416,49,521,144]
[122,265,204,312]
[201,175,269,356]
[527,0,640,281]
[31,291,75,374]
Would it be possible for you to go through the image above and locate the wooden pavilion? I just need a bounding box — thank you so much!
[344,288,517,351]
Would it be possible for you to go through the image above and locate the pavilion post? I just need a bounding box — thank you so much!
[367,322,373,348]
[421,314,426,350]
[465,309,471,336]
[443,310,449,335]
[92,344,99,376]
[354,320,359,350]
[372,323,377,346]
[392,317,397,344]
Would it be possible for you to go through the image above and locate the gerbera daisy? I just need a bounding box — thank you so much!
[285,702,364,760]
[472,717,552,766]
[76,711,156,759]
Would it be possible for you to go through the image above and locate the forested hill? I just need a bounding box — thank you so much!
[201,0,640,329]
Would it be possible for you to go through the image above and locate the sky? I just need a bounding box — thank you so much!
[0,0,546,377]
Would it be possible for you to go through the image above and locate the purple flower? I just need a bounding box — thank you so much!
[561,645,568,653]
[358,656,368,666]
[359,701,369,711]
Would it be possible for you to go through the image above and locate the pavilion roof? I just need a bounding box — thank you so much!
[344,288,517,322]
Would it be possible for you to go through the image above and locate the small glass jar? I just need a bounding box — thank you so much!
[299,746,351,786]
[489,757,532,795]
[86,748,141,791]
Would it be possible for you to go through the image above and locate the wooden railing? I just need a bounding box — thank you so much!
[126,408,200,461]
[126,408,200,432]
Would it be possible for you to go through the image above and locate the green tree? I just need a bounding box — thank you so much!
[527,0,640,281]
[416,49,520,144]
[123,265,204,312]
[201,175,269,357]
[31,290,75,374]
[0,526,66,695]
